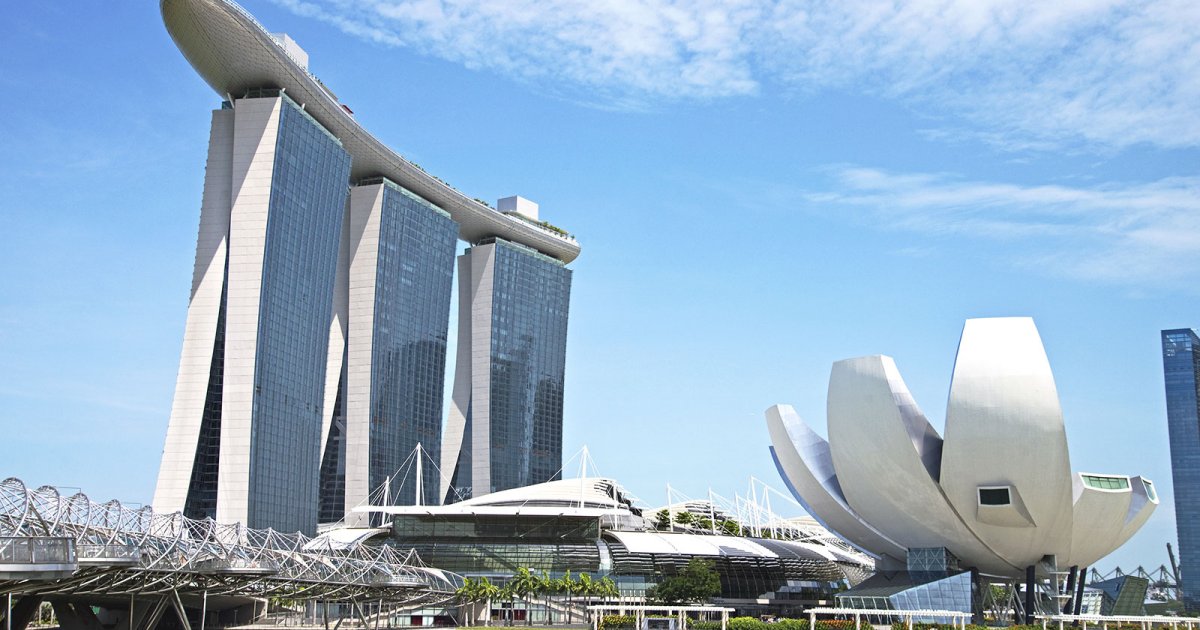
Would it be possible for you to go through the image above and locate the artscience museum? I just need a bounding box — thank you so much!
[766,317,1158,620]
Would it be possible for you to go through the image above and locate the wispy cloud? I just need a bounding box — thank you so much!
[271,0,762,105]
[270,0,1200,149]
[808,166,1200,285]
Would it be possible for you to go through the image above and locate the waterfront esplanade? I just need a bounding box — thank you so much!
[154,0,578,533]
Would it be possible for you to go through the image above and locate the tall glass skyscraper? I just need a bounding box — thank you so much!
[442,238,573,501]
[158,0,581,533]
[1164,328,1200,608]
[319,179,458,525]
[153,92,351,534]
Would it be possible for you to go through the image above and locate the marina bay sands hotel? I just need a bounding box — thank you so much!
[152,0,579,534]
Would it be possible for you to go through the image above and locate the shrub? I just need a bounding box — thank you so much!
[690,621,723,630]
[891,624,979,630]
[815,621,855,630]
[603,615,637,629]
[773,619,809,630]
[729,617,768,630]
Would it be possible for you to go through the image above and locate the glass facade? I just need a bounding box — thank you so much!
[246,95,351,534]
[1091,575,1150,615]
[487,239,572,493]
[889,571,973,617]
[384,515,845,606]
[906,547,959,574]
[183,280,227,520]
[837,571,972,622]
[317,373,346,524]
[1163,328,1200,608]
[368,183,457,507]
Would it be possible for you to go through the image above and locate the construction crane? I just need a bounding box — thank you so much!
[1168,543,1183,601]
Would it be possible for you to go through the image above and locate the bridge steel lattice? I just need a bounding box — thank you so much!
[0,478,461,630]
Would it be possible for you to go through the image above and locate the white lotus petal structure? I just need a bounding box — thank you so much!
[767,317,1157,578]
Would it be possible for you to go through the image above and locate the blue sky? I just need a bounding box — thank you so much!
[2,0,1199,572]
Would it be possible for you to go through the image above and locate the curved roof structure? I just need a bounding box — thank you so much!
[359,477,639,517]
[160,0,581,263]
[766,317,1157,579]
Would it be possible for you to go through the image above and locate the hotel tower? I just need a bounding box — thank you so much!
[153,0,579,533]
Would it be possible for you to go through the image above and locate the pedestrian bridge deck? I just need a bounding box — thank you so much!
[0,478,459,603]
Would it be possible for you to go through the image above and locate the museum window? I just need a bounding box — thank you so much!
[977,487,1010,506]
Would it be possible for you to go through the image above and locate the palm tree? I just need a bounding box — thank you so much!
[455,578,478,627]
[498,581,516,627]
[555,570,575,625]
[458,577,502,627]
[510,568,539,626]
[538,570,556,626]
[599,576,621,601]
[577,573,599,625]
[577,573,595,614]
[478,577,501,627]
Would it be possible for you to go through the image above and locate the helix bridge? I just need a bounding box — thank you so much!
[0,478,460,630]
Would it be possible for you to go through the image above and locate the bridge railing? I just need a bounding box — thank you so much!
[0,536,76,564]
[0,477,461,602]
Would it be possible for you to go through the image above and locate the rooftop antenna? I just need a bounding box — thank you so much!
[579,445,591,508]
[666,483,674,532]
[748,478,761,536]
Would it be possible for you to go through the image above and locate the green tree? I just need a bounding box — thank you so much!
[673,511,694,526]
[455,578,478,627]
[578,572,596,615]
[695,516,714,532]
[599,576,620,600]
[719,520,742,536]
[555,570,575,625]
[646,559,721,604]
[654,509,672,530]
[510,568,539,626]
[538,570,556,625]
[457,577,501,627]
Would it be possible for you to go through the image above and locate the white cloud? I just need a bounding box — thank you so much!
[272,0,763,102]
[809,166,1200,285]
[270,0,1200,149]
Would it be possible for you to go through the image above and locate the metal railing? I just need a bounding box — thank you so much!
[76,543,140,562]
[0,537,75,564]
[0,477,460,602]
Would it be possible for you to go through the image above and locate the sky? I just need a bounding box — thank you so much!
[1,0,1198,574]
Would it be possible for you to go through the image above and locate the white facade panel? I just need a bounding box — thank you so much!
[442,244,497,501]
[153,108,235,514]
[764,404,907,562]
[343,184,385,525]
[440,254,475,503]
[826,356,1015,575]
[1066,474,1133,569]
[1112,476,1159,557]
[941,317,1074,569]
[216,96,282,527]
[469,244,497,496]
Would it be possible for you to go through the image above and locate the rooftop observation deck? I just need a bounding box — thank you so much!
[160,0,581,264]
